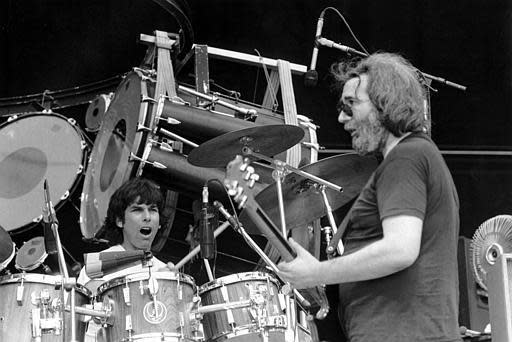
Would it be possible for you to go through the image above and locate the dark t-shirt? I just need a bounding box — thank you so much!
[338,133,461,342]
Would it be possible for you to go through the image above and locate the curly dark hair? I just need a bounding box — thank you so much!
[96,177,165,246]
[331,52,429,137]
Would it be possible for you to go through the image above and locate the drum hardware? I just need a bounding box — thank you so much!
[43,179,80,342]
[240,153,378,235]
[178,84,258,118]
[159,127,199,148]
[318,185,344,255]
[214,200,311,311]
[224,156,330,320]
[0,273,92,341]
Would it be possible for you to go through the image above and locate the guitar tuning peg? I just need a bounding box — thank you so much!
[248,173,260,188]
[240,162,248,172]
[238,195,248,208]
[233,186,244,201]
[246,166,255,174]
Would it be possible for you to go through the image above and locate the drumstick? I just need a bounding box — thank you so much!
[175,221,230,269]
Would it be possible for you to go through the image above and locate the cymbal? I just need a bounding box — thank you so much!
[187,125,305,168]
[240,153,378,234]
[0,225,14,271]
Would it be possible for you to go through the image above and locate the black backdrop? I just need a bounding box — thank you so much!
[1,0,512,339]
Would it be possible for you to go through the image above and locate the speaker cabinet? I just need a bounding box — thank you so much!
[488,253,512,342]
[458,237,490,331]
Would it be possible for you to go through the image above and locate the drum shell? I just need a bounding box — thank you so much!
[198,272,285,342]
[0,273,91,341]
[96,271,197,342]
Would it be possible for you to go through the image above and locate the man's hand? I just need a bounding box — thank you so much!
[277,238,322,289]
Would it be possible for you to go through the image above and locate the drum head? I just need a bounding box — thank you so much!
[15,236,48,271]
[85,93,113,132]
[0,113,86,232]
[80,70,155,238]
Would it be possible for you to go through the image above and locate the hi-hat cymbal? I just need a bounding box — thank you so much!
[240,153,378,234]
[187,125,305,168]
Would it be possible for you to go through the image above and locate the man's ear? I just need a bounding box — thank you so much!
[116,217,124,228]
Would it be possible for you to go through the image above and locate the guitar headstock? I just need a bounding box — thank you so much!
[224,155,260,209]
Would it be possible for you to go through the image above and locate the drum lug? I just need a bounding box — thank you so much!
[123,285,131,305]
[67,117,77,126]
[301,141,320,151]
[136,123,151,132]
[129,152,166,170]
[7,114,18,122]
[141,94,157,103]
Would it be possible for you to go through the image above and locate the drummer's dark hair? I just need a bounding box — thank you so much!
[99,177,165,246]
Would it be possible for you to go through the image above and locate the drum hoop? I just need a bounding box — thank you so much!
[127,332,193,340]
[0,273,92,297]
[211,325,287,342]
[0,243,15,270]
[15,236,48,271]
[80,69,156,239]
[0,112,88,233]
[199,271,279,293]
[97,271,196,294]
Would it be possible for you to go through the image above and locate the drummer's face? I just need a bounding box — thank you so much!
[117,197,160,251]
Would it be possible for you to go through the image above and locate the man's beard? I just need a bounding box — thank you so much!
[350,112,388,155]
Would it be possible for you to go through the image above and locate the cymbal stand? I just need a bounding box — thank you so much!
[318,185,344,256]
[242,147,343,193]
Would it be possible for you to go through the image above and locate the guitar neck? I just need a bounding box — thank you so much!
[243,201,296,262]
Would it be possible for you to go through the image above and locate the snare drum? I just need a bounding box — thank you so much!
[198,272,286,342]
[0,112,88,233]
[96,271,198,342]
[0,273,91,341]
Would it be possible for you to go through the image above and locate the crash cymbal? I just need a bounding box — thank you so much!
[187,125,305,168]
[240,153,378,234]
[0,225,15,271]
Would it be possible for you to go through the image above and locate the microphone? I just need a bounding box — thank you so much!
[200,184,215,259]
[43,180,58,255]
[84,250,152,278]
[316,38,367,57]
[304,12,325,87]
[213,201,240,231]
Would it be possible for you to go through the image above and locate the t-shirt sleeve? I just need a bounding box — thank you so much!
[376,155,427,221]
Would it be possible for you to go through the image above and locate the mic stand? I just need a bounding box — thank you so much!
[316,36,467,91]
[50,219,78,342]
[44,181,78,342]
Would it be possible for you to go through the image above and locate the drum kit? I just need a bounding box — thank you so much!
[0,51,377,341]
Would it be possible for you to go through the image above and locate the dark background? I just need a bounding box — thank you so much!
[1,0,511,339]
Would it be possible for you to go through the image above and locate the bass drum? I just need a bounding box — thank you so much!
[80,69,318,239]
[0,112,88,233]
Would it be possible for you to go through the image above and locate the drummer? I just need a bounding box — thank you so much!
[77,177,174,292]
